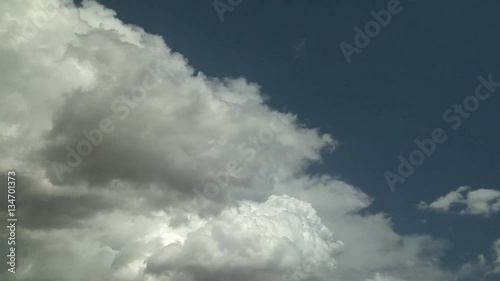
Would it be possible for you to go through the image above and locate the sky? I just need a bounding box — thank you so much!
[0,0,499,281]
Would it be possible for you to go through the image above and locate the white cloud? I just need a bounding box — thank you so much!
[418,186,500,216]
[0,1,458,281]
[146,195,344,281]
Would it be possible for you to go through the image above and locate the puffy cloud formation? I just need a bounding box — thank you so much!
[418,186,500,216]
[146,195,344,281]
[0,1,455,281]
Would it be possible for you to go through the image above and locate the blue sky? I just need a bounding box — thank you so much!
[1,0,499,280]
[94,0,500,275]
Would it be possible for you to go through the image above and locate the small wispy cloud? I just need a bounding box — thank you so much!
[418,186,500,216]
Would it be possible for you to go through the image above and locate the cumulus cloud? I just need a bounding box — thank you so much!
[0,1,457,281]
[146,195,344,281]
[418,186,500,216]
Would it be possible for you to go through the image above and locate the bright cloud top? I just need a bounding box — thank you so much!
[146,195,344,281]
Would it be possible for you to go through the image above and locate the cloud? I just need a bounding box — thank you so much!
[456,254,489,280]
[146,195,344,281]
[0,1,457,281]
[456,238,500,279]
[418,186,500,216]
[494,238,500,274]
[365,273,406,281]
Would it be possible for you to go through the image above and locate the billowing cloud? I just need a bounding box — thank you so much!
[146,195,344,281]
[418,186,500,216]
[0,1,458,281]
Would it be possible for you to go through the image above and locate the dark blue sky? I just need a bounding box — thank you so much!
[92,0,500,276]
